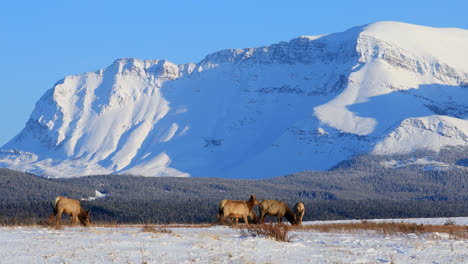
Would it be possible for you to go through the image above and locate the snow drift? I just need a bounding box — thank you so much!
[2,21,468,178]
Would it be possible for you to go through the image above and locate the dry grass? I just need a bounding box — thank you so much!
[0,217,46,227]
[1,217,467,240]
[0,218,216,230]
[240,223,291,242]
[292,220,468,239]
[141,224,173,234]
[46,224,64,230]
[95,223,215,228]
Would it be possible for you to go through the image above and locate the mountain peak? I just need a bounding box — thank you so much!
[2,22,468,178]
[360,21,468,72]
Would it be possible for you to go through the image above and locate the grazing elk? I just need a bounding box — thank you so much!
[217,194,260,227]
[258,199,297,225]
[294,202,305,225]
[48,196,91,227]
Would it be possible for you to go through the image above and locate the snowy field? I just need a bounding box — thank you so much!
[1,217,467,264]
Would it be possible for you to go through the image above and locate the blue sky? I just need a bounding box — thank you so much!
[1,0,467,146]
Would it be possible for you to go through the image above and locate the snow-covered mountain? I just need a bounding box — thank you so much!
[2,21,468,178]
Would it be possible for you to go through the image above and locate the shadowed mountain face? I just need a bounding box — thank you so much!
[1,21,468,179]
[350,83,468,124]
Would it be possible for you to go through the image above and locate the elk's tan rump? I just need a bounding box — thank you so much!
[217,194,260,227]
[259,199,297,225]
[48,196,91,227]
[294,202,305,225]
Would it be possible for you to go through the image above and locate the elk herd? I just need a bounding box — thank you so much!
[47,194,304,228]
[217,194,305,227]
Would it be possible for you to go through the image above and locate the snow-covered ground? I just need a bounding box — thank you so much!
[1,217,467,263]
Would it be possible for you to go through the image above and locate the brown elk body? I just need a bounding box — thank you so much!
[259,199,297,225]
[294,202,305,225]
[48,196,91,227]
[217,194,260,227]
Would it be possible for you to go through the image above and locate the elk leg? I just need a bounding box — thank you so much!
[243,215,249,227]
[56,209,64,226]
[48,210,57,225]
[70,214,78,227]
[220,215,228,225]
[259,211,266,224]
[277,216,282,225]
[217,212,225,224]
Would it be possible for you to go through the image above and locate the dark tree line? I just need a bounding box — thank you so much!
[1,146,468,224]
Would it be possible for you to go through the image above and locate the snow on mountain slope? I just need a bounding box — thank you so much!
[373,115,468,154]
[1,21,468,178]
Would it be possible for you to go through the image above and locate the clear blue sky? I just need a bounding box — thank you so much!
[1,0,467,146]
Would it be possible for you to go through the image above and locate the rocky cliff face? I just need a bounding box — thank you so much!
[2,21,468,178]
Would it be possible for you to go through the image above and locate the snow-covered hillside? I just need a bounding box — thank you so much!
[2,21,468,178]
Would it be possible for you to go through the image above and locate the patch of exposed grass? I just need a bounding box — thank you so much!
[240,223,291,242]
[293,221,468,239]
[94,222,214,228]
[0,217,45,226]
[141,224,173,234]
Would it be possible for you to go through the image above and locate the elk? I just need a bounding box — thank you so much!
[258,199,297,225]
[48,196,91,227]
[217,194,260,227]
[294,202,305,225]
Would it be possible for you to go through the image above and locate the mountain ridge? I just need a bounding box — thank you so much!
[2,21,468,178]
